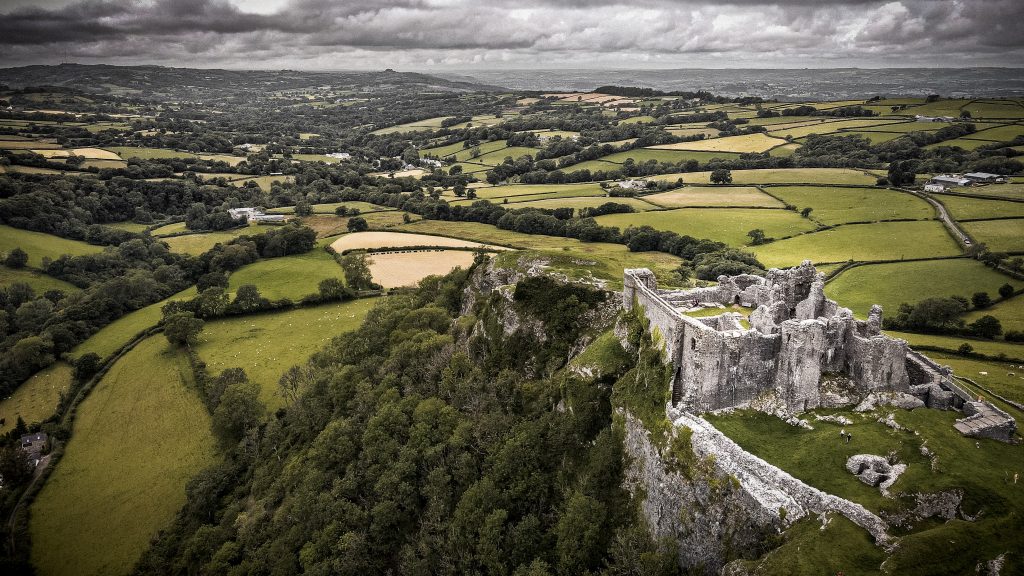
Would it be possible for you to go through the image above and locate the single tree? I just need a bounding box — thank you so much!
[998,283,1015,299]
[340,252,376,291]
[231,284,264,312]
[294,200,313,217]
[970,315,1002,339]
[747,229,767,245]
[800,207,813,218]
[318,277,348,301]
[164,311,204,346]
[347,216,369,233]
[73,352,102,381]
[971,291,992,309]
[5,247,28,269]
[710,168,732,184]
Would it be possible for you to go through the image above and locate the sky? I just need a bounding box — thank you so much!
[0,0,1022,70]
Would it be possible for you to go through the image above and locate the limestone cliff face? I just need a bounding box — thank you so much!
[620,413,780,574]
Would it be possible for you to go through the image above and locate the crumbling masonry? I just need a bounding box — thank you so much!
[623,261,1017,442]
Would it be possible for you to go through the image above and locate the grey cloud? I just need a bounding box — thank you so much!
[0,0,1021,68]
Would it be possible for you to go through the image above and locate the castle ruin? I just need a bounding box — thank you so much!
[623,262,1016,442]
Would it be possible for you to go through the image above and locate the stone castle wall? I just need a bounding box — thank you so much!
[625,262,910,414]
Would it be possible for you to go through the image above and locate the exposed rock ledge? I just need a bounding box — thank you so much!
[671,410,893,548]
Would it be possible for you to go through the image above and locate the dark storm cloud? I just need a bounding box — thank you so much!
[0,0,1021,68]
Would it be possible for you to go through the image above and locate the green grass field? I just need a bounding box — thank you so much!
[227,249,344,301]
[595,207,817,246]
[963,293,1024,335]
[643,186,784,208]
[886,331,1024,359]
[929,353,1024,407]
[557,159,625,175]
[69,287,196,361]
[961,218,1024,252]
[470,183,607,200]
[948,183,1024,200]
[193,298,377,409]
[751,221,962,268]
[646,168,879,186]
[0,225,105,267]
[31,336,217,576]
[599,148,742,165]
[0,265,80,293]
[396,219,683,286]
[768,186,934,224]
[371,116,451,135]
[105,146,195,160]
[0,362,72,429]
[936,195,1024,220]
[473,146,542,166]
[502,196,658,213]
[825,259,1021,318]
[161,225,272,255]
[767,119,902,139]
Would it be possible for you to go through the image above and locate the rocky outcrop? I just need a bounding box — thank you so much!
[620,413,782,574]
[671,412,892,547]
[845,454,906,495]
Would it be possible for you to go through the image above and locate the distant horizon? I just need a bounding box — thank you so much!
[4,62,1024,73]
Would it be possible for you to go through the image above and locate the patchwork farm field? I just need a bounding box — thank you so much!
[595,207,817,246]
[395,219,683,286]
[0,225,104,266]
[368,250,477,288]
[646,168,879,186]
[649,132,787,153]
[470,182,607,200]
[751,221,962,268]
[31,336,217,576]
[193,298,377,408]
[948,183,1024,200]
[599,148,742,164]
[0,361,72,429]
[105,146,196,160]
[331,230,505,252]
[642,186,783,208]
[824,259,1020,318]
[767,186,935,224]
[961,218,1024,252]
[503,195,659,212]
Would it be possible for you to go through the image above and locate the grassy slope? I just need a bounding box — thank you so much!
[161,227,269,256]
[768,186,934,224]
[888,331,1024,359]
[502,196,658,212]
[708,407,1024,575]
[0,225,104,267]
[69,287,197,361]
[751,221,962,268]
[193,298,377,409]
[0,265,80,293]
[31,336,217,576]
[594,207,817,246]
[963,293,1024,334]
[227,249,345,301]
[0,362,72,429]
[824,259,1021,318]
